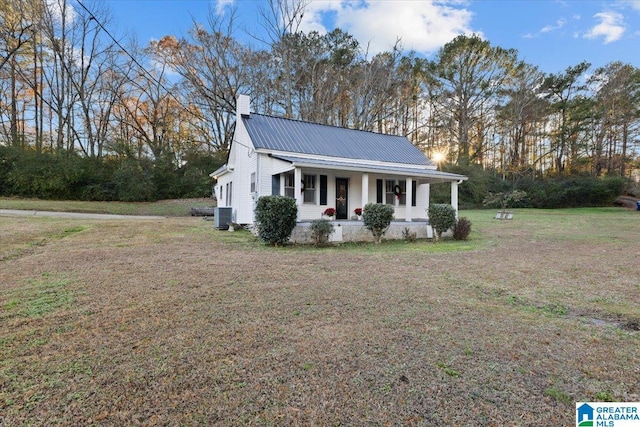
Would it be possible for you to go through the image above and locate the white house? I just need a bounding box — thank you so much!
[212,94,467,234]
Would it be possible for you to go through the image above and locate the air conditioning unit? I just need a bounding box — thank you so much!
[213,207,233,230]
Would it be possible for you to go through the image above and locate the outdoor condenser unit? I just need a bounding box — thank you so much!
[213,207,232,230]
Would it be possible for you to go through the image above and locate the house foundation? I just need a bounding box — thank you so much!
[289,220,434,244]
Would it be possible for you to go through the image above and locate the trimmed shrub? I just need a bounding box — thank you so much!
[453,217,472,241]
[362,203,394,244]
[254,195,298,246]
[428,204,456,241]
[310,219,334,247]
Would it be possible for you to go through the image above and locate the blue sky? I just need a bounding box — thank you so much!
[104,0,640,74]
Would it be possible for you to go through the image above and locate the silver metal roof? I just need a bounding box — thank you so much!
[243,114,434,166]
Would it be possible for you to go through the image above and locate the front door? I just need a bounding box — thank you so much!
[335,178,349,219]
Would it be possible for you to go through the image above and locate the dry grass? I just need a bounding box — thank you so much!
[1,208,638,426]
[0,197,214,217]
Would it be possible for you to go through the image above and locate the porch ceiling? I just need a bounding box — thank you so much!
[269,154,467,183]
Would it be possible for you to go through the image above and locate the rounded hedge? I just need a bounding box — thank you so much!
[362,203,394,244]
[254,195,298,246]
[428,203,456,241]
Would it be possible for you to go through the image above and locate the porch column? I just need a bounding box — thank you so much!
[451,180,459,218]
[294,168,302,219]
[420,183,430,217]
[361,173,369,208]
[405,177,413,222]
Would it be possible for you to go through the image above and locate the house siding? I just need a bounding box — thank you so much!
[229,113,258,224]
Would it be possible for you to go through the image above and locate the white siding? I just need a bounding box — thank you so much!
[227,110,257,224]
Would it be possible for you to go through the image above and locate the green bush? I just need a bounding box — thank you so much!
[113,159,157,202]
[362,203,394,244]
[428,204,456,241]
[453,217,472,241]
[430,164,507,208]
[516,175,627,208]
[310,219,334,247]
[254,195,298,246]
[0,145,225,202]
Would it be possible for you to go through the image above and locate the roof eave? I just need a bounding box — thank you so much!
[210,164,230,179]
[270,154,467,182]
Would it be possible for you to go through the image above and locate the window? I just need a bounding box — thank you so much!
[284,172,295,198]
[385,180,395,205]
[250,172,256,193]
[397,181,407,206]
[226,182,233,206]
[303,174,316,203]
[385,179,406,205]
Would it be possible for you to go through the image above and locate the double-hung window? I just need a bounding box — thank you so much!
[397,181,406,205]
[284,172,295,198]
[303,174,316,203]
[385,180,395,205]
[385,179,406,205]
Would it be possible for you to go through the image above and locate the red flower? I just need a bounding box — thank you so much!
[354,208,362,216]
[323,207,336,216]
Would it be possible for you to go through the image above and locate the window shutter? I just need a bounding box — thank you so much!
[319,175,327,205]
[376,179,383,203]
[412,181,417,207]
[272,175,280,195]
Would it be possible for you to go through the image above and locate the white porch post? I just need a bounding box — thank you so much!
[405,177,413,222]
[418,183,430,217]
[451,180,459,218]
[361,173,369,208]
[294,168,302,219]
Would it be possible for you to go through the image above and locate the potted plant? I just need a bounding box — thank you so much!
[354,207,362,220]
[323,207,336,219]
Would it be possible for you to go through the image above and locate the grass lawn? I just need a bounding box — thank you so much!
[0,208,638,425]
[0,197,215,217]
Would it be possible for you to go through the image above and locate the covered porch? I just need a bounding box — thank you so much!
[270,154,467,224]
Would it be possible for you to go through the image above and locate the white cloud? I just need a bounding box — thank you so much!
[540,18,566,33]
[618,0,640,11]
[46,0,77,25]
[584,11,625,43]
[215,0,235,16]
[298,0,475,56]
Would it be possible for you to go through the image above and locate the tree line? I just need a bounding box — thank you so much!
[1,0,639,203]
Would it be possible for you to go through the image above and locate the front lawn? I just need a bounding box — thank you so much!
[0,208,638,425]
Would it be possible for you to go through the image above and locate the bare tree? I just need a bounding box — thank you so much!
[256,0,309,117]
[151,10,255,151]
[0,0,34,71]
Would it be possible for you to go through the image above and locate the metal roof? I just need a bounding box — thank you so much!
[243,114,434,166]
[270,154,467,182]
